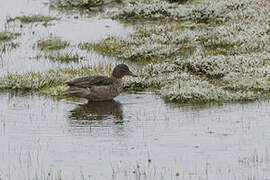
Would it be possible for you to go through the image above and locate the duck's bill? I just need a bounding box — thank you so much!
[128,71,137,77]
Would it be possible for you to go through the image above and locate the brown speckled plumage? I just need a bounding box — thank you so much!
[65,64,137,101]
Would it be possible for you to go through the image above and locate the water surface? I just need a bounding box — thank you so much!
[0,92,270,180]
[0,0,132,75]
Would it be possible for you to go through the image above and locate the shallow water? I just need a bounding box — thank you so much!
[1,0,270,180]
[1,92,270,180]
[0,0,132,76]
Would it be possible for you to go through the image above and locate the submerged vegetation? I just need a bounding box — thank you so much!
[36,37,70,51]
[0,31,21,54]
[50,0,122,9]
[35,52,83,63]
[7,14,58,24]
[0,31,21,42]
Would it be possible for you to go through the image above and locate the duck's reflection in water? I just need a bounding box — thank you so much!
[68,100,123,128]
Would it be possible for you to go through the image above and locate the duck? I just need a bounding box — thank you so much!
[65,64,137,101]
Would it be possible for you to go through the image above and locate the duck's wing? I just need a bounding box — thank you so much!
[66,76,113,88]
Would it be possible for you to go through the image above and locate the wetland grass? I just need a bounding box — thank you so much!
[7,14,58,24]
[0,42,19,54]
[168,0,188,3]
[49,0,122,9]
[0,31,21,42]
[107,0,247,22]
[1,0,270,104]
[44,53,82,63]
[50,0,105,8]
[37,37,70,51]
[0,31,21,54]
[0,64,112,96]
[81,0,270,103]
[79,24,196,62]
[35,52,83,63]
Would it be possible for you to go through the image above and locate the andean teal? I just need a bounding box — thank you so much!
[65,64,137,101]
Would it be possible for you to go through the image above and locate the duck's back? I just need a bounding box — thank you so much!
[67,75,113,88]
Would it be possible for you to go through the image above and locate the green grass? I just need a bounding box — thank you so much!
[7,15,58,23]
[0,64,112,96]
[37,37,70,51]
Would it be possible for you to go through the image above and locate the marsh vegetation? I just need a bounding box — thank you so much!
[90,0,270,103]
[7,14,59,24]
[36,37,70,51]
[50,0,123,11]
[0,30,21,54]
[38,52,83,63]
[3,0,268,104]
[0,31,21,42]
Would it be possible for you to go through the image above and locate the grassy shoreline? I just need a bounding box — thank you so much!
[1,0,270,104]
[76,0,270,103]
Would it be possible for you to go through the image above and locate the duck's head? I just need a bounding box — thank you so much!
[112,64,137,79]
